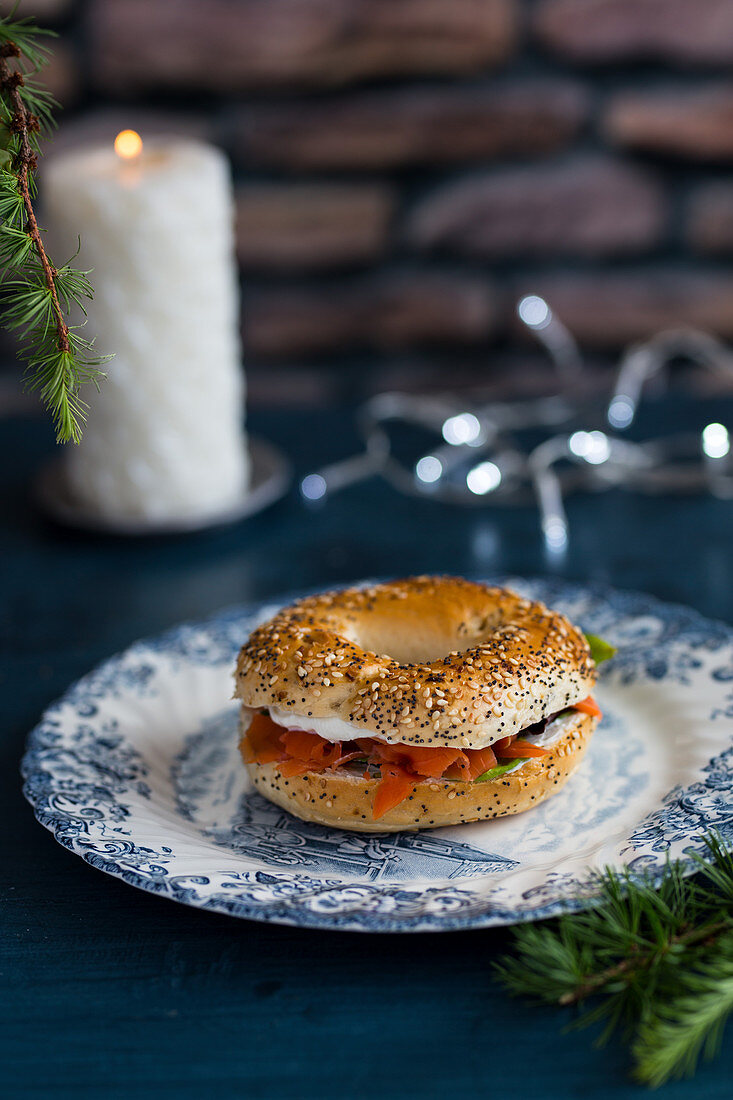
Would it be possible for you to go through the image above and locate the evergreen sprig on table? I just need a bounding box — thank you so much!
[0,8,108,443]
[495,834,733,1087]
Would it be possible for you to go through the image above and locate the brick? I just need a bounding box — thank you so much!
[407,157,665,257]
[362,351,611,401]
[513,271,733,347]
[0,0,71,17]
[247,366,340,409]
[534,0,733,65]
[606,87,733,160]
[688,184,733,253]
[37,41,80,108]
[88,0,518,94]
[236,184,393,270]
[235,81,588,171]
[244,272,495,358]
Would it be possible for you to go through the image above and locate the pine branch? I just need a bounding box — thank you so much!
[0,10,109,443]
[556,913,730,1007]
[494,834,733,1087]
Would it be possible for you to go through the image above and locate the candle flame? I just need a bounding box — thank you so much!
[114,129,143,160]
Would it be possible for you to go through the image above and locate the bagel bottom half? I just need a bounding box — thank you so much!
[240,711,597,833]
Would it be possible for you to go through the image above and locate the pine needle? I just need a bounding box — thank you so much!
[494,834,733,1087]
[633,947,733,1087]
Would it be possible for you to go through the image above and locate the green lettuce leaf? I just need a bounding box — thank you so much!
[475,758,528,782]
[584,632,617,665]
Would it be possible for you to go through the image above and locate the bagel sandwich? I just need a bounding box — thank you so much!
[234,577,614,833]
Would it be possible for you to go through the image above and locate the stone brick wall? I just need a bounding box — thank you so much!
[27,0,733,397]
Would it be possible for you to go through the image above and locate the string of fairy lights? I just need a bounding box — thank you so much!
[300,296,733,556]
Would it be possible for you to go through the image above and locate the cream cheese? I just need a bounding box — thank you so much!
[262,705,576,752]
[267,706,380,743]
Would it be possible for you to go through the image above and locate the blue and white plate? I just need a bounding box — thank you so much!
[22,580,733,932]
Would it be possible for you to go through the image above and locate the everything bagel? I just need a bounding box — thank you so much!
[234,577,602,832]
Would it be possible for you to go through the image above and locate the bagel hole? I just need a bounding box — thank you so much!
[349,615,498,665]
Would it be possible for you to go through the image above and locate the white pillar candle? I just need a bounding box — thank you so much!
[43,133,249,523]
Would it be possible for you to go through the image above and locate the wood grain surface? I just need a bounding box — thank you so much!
[3,401,733,1099]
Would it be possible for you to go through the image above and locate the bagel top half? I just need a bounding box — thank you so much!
[235,577,595,751]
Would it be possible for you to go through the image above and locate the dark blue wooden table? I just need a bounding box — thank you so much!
[3,398,733,1099]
